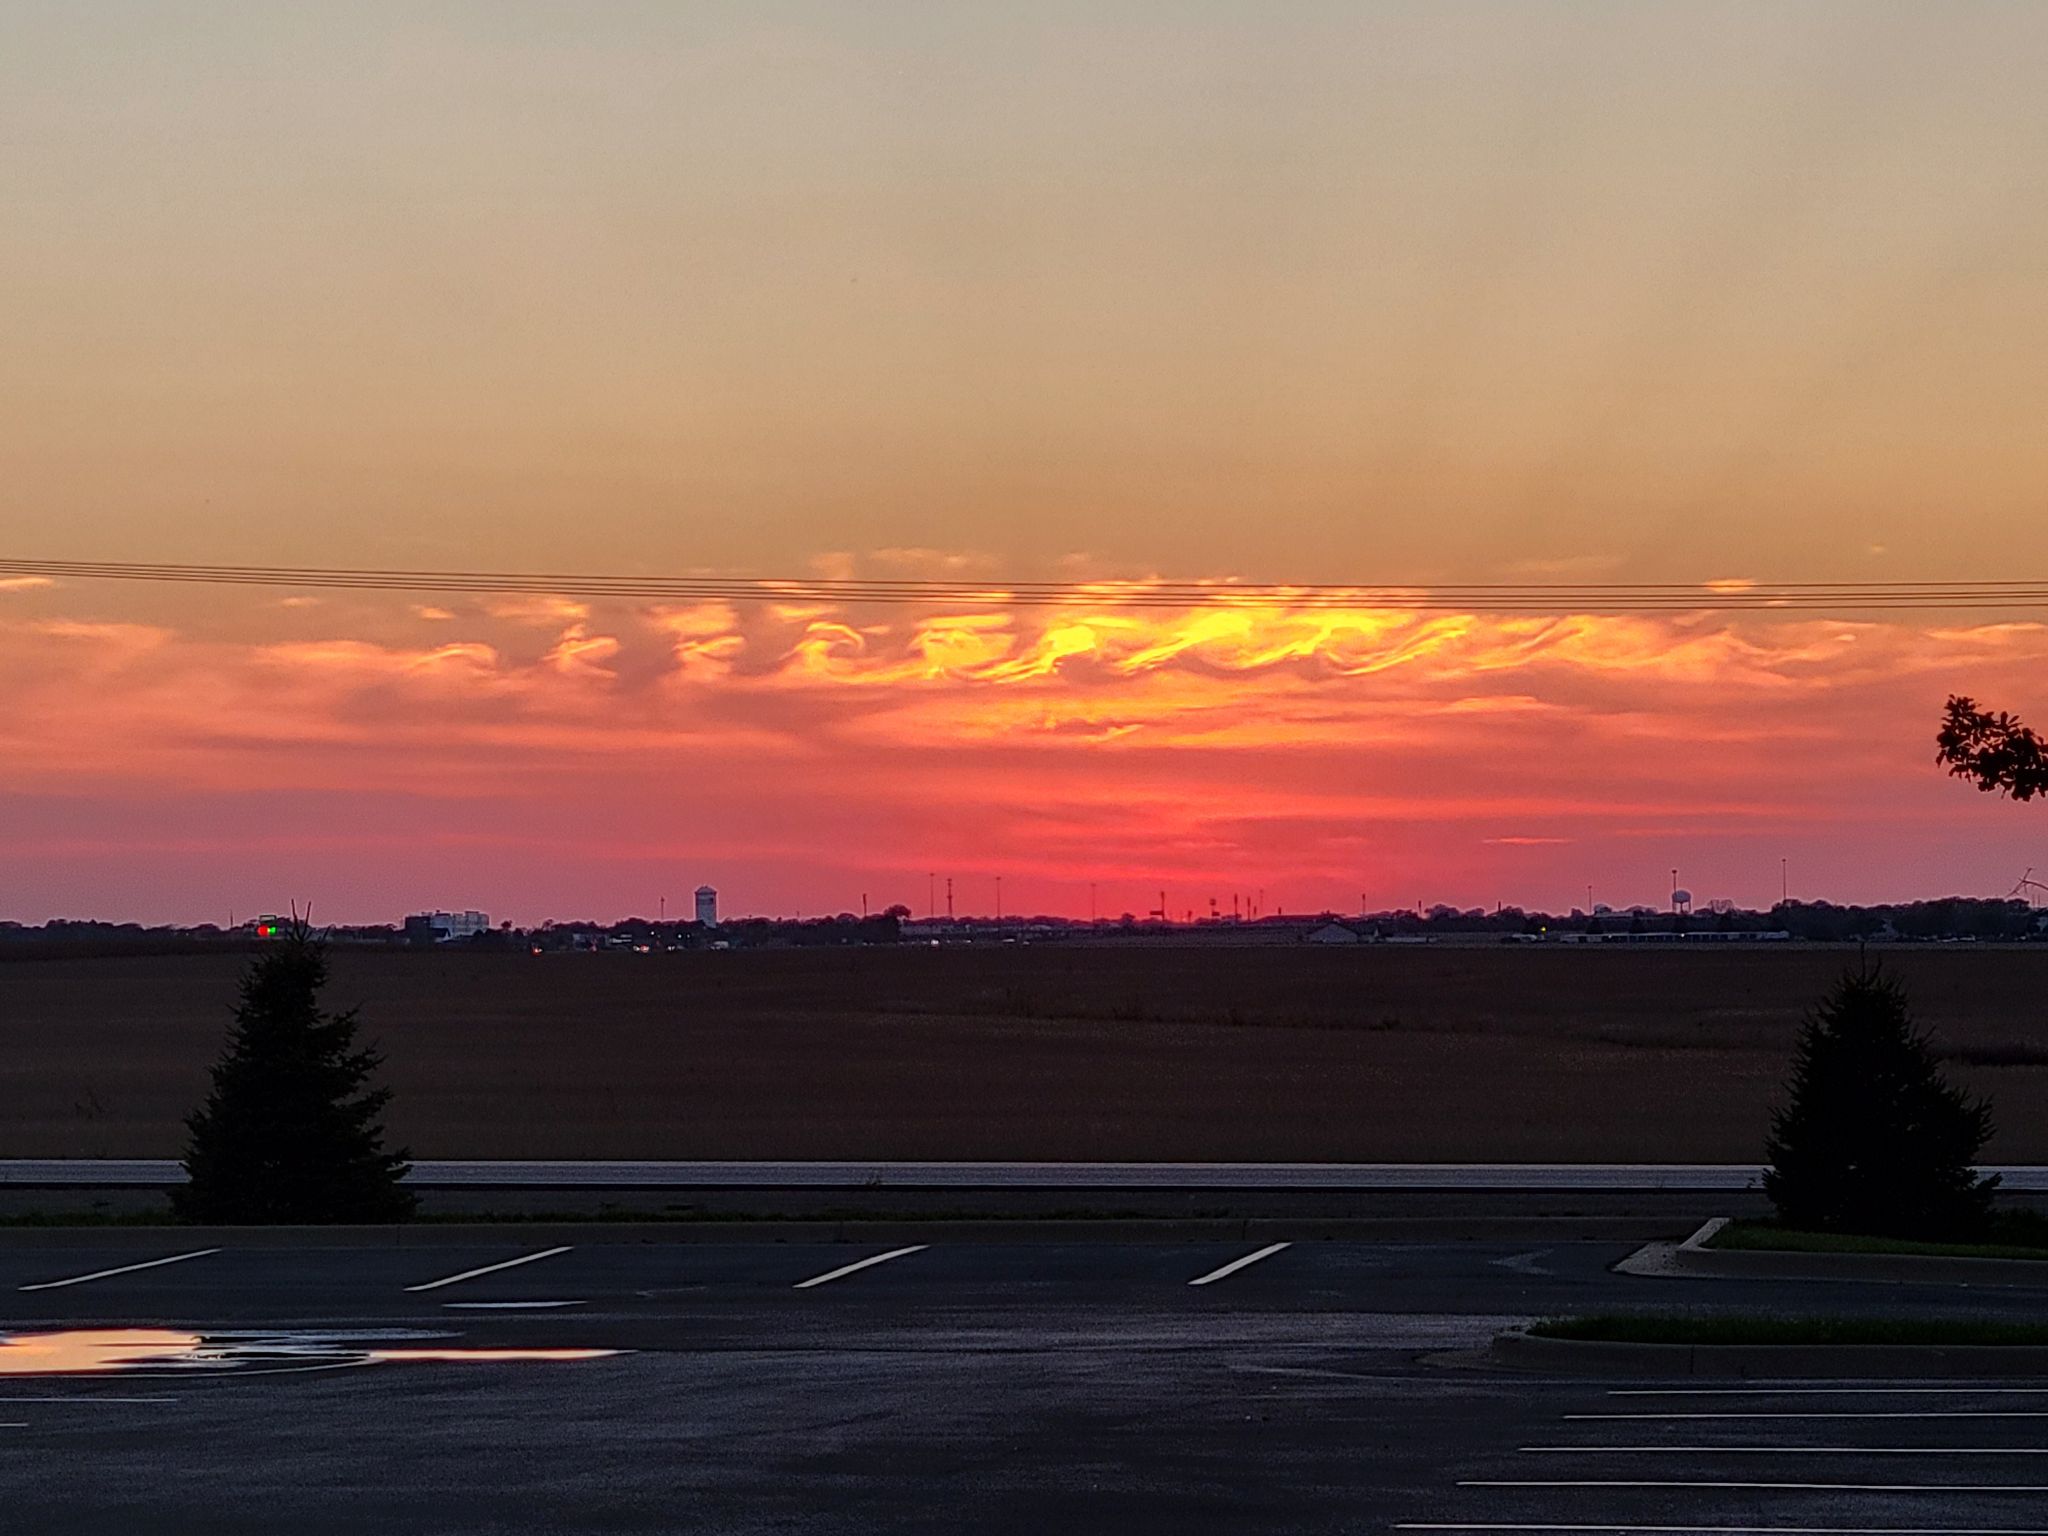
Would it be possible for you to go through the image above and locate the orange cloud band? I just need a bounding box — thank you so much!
[1,587,2041,919]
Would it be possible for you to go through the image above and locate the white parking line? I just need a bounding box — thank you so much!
[18,1249,220,1292]
[1188,1242,1291,1286]
[793,1246,927,1289]
[1572,1411,2048,1420]
[1612,1387,2048,1396]
[1400,1526,2048,1535]
[403,1247,572,1292]
[1465,1481,2048,1492]
[0,1397,178,1404]
[1523,1444,2048,1456]
[442,1300,586,1310]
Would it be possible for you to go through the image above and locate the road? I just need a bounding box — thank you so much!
[6,1230,2048,1532]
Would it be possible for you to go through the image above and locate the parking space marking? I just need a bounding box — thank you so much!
[1611,1387,2048,1397]
[1188,1242,1291,1286]
[1420,1379,2048,1536]
[403,1247,572,1292]
[1571,1410,2048,1420]
[1464,1480,2048,1491]
[1399,1527,2048,1534]
[0,1398,178,1405]
[793,1246,927,1289]
[442,1300,585,1310]
[1523,1444,2048,1456]
[18,1249,220,1292]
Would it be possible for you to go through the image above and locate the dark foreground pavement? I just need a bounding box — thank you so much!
[6,1232,2048,1533]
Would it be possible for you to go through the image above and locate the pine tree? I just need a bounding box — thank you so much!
[1764,966,1998,1240]
[174,921,415,1223]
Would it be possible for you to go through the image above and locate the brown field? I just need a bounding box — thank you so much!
[4,944,2046,1162]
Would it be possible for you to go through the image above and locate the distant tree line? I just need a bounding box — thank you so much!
[5,896,2041,958]
[1767,897,2041,942]
[525,910,908,950]
[1347,898,2043,942]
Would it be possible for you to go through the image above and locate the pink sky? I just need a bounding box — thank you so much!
[2,575,2042,924]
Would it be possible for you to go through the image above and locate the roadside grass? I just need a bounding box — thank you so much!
[1531,1313,2048,1347]
[1709,1210,2048,1263]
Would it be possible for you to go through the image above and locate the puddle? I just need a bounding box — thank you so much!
[0,1330,202,1375]
[0,1329,619,1376]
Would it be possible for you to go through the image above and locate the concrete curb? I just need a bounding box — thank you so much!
[1672,1217,2048,1288]
[0,1160,1791,1192]
[0,1214,1669,1249]
[1491,1326,2048,1378]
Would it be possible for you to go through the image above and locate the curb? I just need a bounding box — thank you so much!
[1671,1218,2048,1288]
[1491,1326,2048,1378]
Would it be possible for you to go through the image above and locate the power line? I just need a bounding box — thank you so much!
[4,557,2048,612]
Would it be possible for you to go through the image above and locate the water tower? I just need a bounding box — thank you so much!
[694,885,718,926]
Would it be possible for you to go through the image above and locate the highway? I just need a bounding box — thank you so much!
[10,1158,2048,1190]
[6,1227,2048,1532]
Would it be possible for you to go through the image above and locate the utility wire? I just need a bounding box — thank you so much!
[4,557,2048,612]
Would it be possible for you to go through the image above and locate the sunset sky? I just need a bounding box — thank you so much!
[4,2,2047,923]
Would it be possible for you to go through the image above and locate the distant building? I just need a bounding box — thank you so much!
[1306,921,1361,945]
[694,886,718,926]
[404,910,490,945]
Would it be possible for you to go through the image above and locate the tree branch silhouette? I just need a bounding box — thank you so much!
[1937,695,2048,802]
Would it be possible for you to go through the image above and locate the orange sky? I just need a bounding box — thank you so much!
[3,574,2044,921]
[2,4,2046,920]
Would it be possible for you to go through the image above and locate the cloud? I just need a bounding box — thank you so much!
[0,576,55,592]
[2,592,2044,918]
[542,625,621,679]
[1498,554,1626,578]
[868,547,1001,577]
[808,547,1001,580]
[485,596,591,626]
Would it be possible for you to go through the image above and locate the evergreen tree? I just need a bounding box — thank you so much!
[1764,966,1997,1240]
[175,922,414,1223]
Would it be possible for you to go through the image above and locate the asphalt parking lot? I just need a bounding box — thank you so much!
[1414,1378,2048,1532]
[5,1235,2048,1533]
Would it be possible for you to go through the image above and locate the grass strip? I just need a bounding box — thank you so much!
[1530,1313,2048,1347]
[1710,1212,2048,1263]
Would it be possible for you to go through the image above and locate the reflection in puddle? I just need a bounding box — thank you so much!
[0,1329,620,1376]
[0,1330,203,1375]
